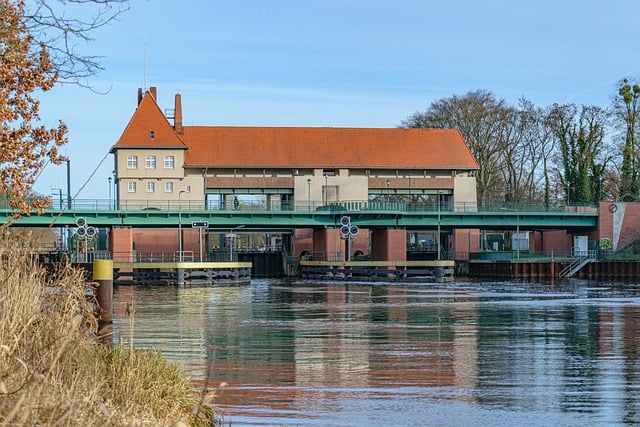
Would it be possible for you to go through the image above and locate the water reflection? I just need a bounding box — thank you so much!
[113,280,640,426]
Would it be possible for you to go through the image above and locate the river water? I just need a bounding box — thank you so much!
[112,279,640,426]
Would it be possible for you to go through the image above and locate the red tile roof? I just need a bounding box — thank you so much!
[113,92,478,170]
[183,126,477,169]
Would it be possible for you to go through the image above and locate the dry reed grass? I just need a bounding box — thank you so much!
[0,228,216,426]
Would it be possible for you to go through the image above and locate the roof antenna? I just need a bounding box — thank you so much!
[143,35,148,92]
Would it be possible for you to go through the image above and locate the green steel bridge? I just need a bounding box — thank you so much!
[1,199,599,231]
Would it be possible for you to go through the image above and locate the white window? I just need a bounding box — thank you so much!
[164,155,175,169]
[146,155,156,169]
[146,181,155,192]
[127,182,136,193]
[127,155,138,169]
[165,181,174,193]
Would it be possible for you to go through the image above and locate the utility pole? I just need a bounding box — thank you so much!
[66,159,71,209]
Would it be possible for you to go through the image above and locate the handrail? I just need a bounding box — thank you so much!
[615,228,640,252]
[281,245,300,277]
[6,198,598,214]
[559,250,596,278]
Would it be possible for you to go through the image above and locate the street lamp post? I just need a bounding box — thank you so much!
[229,225,246,261]
[323,173,329,206]
[178,190,187,261]
[66,159,71,209]
[307,178,311,210]
[51,187,63,250]
[500,206,520,260]
[437,191,441,260]
[112,171,118,209]
[516,205,520,260]
[108,177,112,209]
[386,179,391,203]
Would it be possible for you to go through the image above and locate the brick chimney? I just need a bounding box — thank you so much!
[137,88,142,105]
[174,93,183,134]
[149,86,157,100]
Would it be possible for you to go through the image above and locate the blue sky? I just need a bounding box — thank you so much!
[34,0,640,201]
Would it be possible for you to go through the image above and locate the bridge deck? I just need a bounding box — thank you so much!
[1,200,599,231]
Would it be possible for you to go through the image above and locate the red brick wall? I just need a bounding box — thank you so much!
[541,230,571,254]
[371,229,407,262]
[595,202,640,250]
[348,228,370,259]
[109,227,133,262]
[452,229,480,255]
[530,231,541,252]
[114,226,372,262]
[596,202,615,243]
[313,228,344,261]
[265,228,372,260]
[132,229,175,253]
[117,228,203,259]
[619,203,640,249]
[293,228,314,258]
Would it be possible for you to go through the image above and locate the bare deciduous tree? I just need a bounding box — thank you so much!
[1,0,128,215]
[1,0,67,215]
[23,0,130,87]
[401,90,511,205]
[502,99,555,205]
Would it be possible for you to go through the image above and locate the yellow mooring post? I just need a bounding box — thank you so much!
[93,259,113,323]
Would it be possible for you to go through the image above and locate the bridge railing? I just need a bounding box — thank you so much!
[42,198,597,214]
[103,251,195,263]
[468,250,576,261]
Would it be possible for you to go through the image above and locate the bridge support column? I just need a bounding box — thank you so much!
[371,229,407,262]
[109,227,133,262]
[454,229,480,258]
[313,228,343,261]
[109,227,133,281]
[177,268,185,285]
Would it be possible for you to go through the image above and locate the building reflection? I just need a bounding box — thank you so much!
[112,282,640,424]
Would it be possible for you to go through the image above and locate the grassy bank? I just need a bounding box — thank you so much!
[0,229,215,426]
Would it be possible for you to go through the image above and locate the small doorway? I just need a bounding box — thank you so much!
[573,235,589,256]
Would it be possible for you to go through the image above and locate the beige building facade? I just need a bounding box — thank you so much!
[111,87,479,259]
